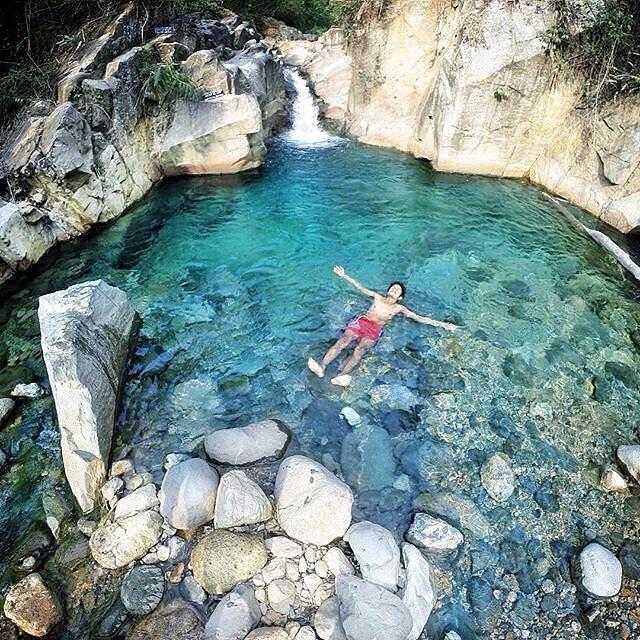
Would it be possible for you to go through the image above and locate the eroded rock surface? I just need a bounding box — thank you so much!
[38,280,136,512]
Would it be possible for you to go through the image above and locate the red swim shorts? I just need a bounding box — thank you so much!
[345,316,383,342]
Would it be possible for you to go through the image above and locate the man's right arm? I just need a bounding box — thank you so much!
[334,266,377,297]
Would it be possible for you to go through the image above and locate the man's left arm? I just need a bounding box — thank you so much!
[400,306,459,331]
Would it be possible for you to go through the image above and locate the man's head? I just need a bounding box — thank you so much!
[387,281,405,302]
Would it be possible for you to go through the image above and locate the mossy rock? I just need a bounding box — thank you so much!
[191,530,267,595]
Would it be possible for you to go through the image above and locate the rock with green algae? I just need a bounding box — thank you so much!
[126,598,204,640]
[191,529,267,595]
[89,510,163,569]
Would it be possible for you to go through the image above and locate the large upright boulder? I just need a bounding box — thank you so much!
[274,456,353,545]
[157,94,266,176]
[39,280,137,512]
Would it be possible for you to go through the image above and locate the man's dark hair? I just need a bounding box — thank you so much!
[388,281,406,299]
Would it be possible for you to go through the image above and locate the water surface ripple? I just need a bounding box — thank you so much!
[1,135,640,638]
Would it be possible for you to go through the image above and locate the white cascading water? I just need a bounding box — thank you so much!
[284,67,340,146]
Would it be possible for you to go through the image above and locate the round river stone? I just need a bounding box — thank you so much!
[121,564,164,615]
[191,529,267,594]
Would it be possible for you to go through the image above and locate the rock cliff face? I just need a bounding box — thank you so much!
[279,0,640,234]
[0,5,288,287]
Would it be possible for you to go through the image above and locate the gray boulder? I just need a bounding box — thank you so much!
[38,280,136,512]
[214,470,272,528]
[115,483,159,520]
[344,521,400,590]
[204,583,261,640]
[400,544,436,640]
[480,453,515,502]
[192,530,267,595]
[121,564,164,615]
[335,575,413,640]
[204,419,291,465]
[275,455,353,545]
[90,510,163,569]
[406,513,464,553]
[160,458,219,529]
[313,596,346,640]
[577,543,622,598]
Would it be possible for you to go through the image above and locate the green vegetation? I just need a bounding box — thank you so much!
[140,51,199,102]
[494,85,509,102]
[545,0,640,106]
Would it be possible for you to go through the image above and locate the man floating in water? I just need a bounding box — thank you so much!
[308,266,459,387]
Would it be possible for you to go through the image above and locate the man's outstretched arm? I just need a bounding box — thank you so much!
[333,266,377,297]
[401,306,458,330]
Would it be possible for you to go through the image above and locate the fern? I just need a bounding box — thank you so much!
[142,60,199,102]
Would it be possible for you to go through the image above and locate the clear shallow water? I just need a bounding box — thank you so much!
[2,134,640,637]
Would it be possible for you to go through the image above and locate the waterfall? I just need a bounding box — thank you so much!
[284,67,340,146]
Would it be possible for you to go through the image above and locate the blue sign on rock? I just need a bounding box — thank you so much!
[154,26,173,35]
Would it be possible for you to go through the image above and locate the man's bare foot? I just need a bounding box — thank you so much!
[331,374,352,387]
[307,357,325,378]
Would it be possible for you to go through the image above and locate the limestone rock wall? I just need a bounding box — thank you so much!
[0,8,288,287]
[280,0,640,233]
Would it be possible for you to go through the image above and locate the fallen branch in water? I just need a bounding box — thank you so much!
[542,192,640,283]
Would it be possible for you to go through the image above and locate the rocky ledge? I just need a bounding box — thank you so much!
[0,6,289,287]
[273,1,640,234]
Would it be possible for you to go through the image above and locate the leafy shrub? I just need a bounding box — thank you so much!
[140,52,199,102]
[545,0,640,105]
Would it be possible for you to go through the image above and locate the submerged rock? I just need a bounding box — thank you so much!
[41,490,72,540]
[400,544,436,640]
[616,444,640,483]
[480,453,515,502]
[90,510,163,569]
[600,464,628,491]
[160,458,219,529]
[344,521,400,591]
[204,419,291,465]
[0,397,15,426]
[577,543,622,598]
[214,470,272,528]
[335,575,412,640]
[3,573,63,637]
[192,530,267,595]
[121,564,164,615]
[127,598,204,640]
[204,583,261,640]
[406,512,464,552]
[10,383,46,398]
[275,455,353,545]
[38,280,137,512]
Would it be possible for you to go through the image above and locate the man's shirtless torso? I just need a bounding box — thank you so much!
[307,266,458,387]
